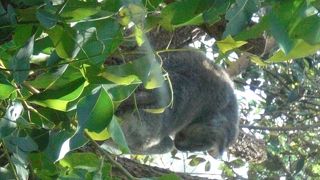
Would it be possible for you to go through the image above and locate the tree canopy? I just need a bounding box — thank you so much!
[0,0,320,179]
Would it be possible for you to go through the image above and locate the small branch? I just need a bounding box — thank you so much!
[22,82,40,94]
[226,52,251,77]
[264,69,291,91]
[240,122,320,131]
[89,139,137,180]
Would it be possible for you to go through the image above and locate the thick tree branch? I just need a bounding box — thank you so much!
[115,157,212,180]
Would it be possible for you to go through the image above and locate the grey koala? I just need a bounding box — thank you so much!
[116,50,239,155]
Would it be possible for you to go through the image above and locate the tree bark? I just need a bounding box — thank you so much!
[113,157,212,180]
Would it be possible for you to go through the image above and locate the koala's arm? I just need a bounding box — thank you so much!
[118,84,171,112]
[115,109,174,154]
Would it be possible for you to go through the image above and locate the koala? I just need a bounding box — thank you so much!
[115,50,239,156]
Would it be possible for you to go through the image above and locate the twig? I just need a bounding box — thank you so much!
[90,139,137,180]
[240,122,320,131]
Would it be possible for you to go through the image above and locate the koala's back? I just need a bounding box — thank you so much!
[116,50,239,154]
[160,50,236,134]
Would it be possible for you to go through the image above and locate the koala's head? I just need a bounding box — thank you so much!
[173,122,228,156]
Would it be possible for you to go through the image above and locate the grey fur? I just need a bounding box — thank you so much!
[117,50,239,155]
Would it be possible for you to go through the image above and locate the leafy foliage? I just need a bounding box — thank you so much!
[0,0,319,179]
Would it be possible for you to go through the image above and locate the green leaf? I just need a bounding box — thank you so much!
[85,127,110,141]
[15,7,37,22]
[189,157,206,166]
[294,157,305,175]
[94,163,112,180]
[29,152,58,177]
[250,55,268,67]
[36,9,58,29]
[77,87,114,136]
[29,78,87,111]
[108,116,130,153]
[29,128,50,151]
[59,152,100,172]
[28,109,55,129]
[0,83,15,100]
[102,0,121,12]
[203,0,230,25]
[160,0,205,29]
[59,0,100,22]
[74,18,122,65]
[80,65,113,85]
[216,35,247,53]
[205,161,211,171]
[104,55,165,89]
[229,159,246,168]
[46,51,62,66]
[13,25,33,47]
[28,65,82,90]
[0,74,16,100]
[291,15,320,45]
[107,84,139,102]
[44,129,89,162]
[43,130,74,162]
[267,40,320,62]
[10,34,35,84]
[0,118,16,138]
[142,0,163,11]
[269,12,294,54]
[47,25,78,59]
[134,26,145,46]
[10,136,38,152]
[101,71,139,86]
[127,4,146,25]
[11,0,43,6]
[33,36,54,55]
[235,15,269,41]
[223,0,259,36]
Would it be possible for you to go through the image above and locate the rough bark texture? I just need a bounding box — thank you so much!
[113,157,213,180]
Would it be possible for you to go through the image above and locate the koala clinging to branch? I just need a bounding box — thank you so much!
[116,50,239,156]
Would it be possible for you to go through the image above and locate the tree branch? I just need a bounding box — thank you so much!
[240,122,320,131]
[226,52,251,77]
